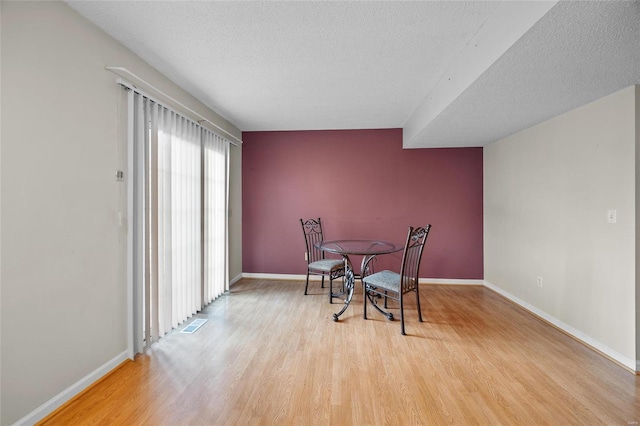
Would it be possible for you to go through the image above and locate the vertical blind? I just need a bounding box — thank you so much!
[129,90,228,353]
[203,131,228,305]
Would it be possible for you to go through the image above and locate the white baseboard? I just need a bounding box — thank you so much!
[229,273,243,286]
[242,273,315,281]
[483,280,636,372]
[14,350,129,426]
[242,273,482,286]
[419,278,483,285]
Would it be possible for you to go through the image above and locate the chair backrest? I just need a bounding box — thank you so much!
[300,218,326,264]
[399,225,432,293]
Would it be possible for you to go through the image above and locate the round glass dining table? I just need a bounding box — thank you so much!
[314,239,402,321]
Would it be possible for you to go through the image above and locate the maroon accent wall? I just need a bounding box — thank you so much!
[242,129,483,279]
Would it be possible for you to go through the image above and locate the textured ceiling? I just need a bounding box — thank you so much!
[407,0,640,148]
[66,1,640,148]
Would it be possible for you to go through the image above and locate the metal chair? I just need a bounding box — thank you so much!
[362,225,432,335]
[300,218,345,302]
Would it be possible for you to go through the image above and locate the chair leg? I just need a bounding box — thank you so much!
[304,271,310,295]
[400,294,406,335]
[415,287,423,322]
[329,276,333,304]
[321,275,325,289]
[363,284,368,319]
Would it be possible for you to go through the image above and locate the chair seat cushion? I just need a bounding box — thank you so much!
[363,270,400,292]
[308,259,344,273]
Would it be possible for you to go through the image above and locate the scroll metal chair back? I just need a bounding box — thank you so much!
[300,218,345,301]
[362,225,432,335]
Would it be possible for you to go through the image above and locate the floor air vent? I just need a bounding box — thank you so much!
[180,318,207,334]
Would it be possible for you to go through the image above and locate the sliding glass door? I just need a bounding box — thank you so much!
[128,90,229,354]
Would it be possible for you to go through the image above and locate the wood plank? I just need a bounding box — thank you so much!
[40,280,640,425]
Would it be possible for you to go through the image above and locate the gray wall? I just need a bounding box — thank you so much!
[0,2,242,423]
[484,86,638,364]
[636,85,640,363]
[229,144,243,282]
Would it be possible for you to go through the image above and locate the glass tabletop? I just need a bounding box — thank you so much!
[315,239,402,256]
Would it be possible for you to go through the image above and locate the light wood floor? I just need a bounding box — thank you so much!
[42,279,640,425]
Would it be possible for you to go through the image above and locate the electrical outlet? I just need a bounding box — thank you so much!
[607,209,617,224]
[304,252,308,261]
[537,277,543,288]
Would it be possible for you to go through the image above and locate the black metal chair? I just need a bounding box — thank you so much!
[362,225,432,335]
[300,218,345,302]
